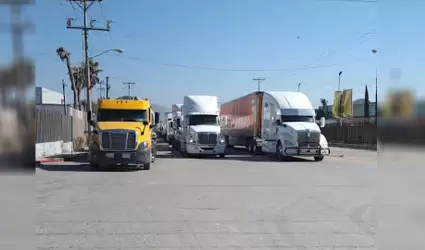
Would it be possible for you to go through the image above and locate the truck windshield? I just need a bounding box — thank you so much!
[97,109,148,122]
[189,115,218,126]
[282,116,314,123]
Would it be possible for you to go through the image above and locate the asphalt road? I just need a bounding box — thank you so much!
[36,143,377,249]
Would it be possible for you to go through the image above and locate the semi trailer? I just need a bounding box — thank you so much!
[220,91,329,161]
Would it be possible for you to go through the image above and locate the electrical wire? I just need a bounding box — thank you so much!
[317,0,377,3]
[98,1,116,45]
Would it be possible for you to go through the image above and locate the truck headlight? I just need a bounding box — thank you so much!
[139,141,148,149]
[188,139,195,143]
[219,135,225,144]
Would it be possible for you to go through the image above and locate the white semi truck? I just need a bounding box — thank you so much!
[171,104,183,150]
[164,112,173,142]
[179,95,226,157]
[220,91,330,161]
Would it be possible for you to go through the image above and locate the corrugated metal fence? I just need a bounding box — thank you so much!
[321,123,377,145]
[36,106,87,143]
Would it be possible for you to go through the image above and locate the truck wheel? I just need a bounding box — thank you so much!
[225,136,233,148]
[144,163,151,170]
[314,156,324,162]
[275,141,290,161]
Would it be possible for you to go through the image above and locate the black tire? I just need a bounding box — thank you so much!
[144,163,151,170]
[225,136,233,148]
[275,141,290,161]
[314,156,324,162]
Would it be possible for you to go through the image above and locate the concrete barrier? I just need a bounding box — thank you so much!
[35,141,73,158]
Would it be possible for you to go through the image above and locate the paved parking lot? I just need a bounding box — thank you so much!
[36,143,377,249]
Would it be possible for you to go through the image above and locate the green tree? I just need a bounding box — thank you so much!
[57,47,102,110]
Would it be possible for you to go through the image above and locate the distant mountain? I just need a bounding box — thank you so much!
[151,103,170,115]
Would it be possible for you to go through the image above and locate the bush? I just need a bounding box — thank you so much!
[73,136,86,151]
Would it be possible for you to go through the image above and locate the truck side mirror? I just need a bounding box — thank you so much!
[154,112,160,125]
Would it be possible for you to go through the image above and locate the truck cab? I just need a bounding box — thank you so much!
[259,91,330,161]
[179,95,226,157]
[164,112,173,142]
[88,96,159,170]
[171,104,183,150]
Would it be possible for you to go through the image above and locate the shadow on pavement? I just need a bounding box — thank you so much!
[159,146,313,163]
[37,163,143,172]
[222,147,313,163]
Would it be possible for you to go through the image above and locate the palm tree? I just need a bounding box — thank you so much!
[320,98,328,118]
[56,47,78,109]
[71,59,102,111]
[87,59,102,90]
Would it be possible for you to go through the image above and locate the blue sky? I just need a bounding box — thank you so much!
[1,0,424,107]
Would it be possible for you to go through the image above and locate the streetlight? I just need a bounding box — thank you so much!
[372,49,378,122]
[298,82,301,92]
[338,71,343,91]
[89,48,123,60]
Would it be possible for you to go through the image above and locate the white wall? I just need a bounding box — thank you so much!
[36,87,64,105]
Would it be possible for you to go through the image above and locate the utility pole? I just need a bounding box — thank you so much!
[338,71,343,91]
[66,0,111,144]
[105,76,110,99]
[122,82,135,96]
[372,49,378,124]
[375,69,378,123]
[253,77,266,92]
[0,0,34,59]
[97,80,105,98]
[62,79,67,115]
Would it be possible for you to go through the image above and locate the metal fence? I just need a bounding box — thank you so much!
[321,123,377,145]
[378,118,425,146]
[36,107,87,144]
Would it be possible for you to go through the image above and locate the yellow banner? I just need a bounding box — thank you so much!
[342,89,353,117]
[383,90,415,118]
[332,91,342,118]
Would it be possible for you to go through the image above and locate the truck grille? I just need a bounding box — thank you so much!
[101,130,137,150]
[297,131,320,144]
[197,132,218,145]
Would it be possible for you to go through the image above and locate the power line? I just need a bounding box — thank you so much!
[317,0,377,3]
[123,56,343,72]
[118,27,375,74]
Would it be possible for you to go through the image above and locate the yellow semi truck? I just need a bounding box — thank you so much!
[88,96,159,170]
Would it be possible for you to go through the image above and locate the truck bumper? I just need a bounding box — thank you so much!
[284,144,330,157]
[186,143,226,155]
[90,148,151,166]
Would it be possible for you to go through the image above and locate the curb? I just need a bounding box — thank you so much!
[36,158,64,164]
